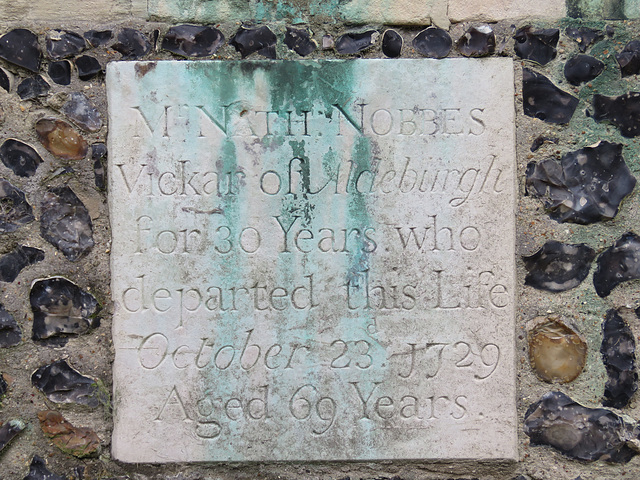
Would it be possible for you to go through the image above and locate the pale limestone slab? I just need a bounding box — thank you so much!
[449,0,566,22]
[107,59,517,463]
[147,0,449,26]
[0,0,145,23]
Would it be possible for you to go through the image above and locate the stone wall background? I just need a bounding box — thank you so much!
[1,0,640,479]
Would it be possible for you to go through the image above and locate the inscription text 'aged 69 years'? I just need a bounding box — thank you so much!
[107,59,517,463]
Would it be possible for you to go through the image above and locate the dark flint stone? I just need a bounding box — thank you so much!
[381,29,402,58]
[457,26,495,57]
[24,455,66,480]
[564,55,604,85]
[523,241,596,292]
[40,186,94,261]
[48,60,72,86]
[0,68,10,92]
[522,68,579,124]
[593,232,640,297]
[593,92,640,137]
[616,40,640,77]
[514,26,558,65]
[0,373,6,397]
[31,277,99,343]
[32,360,103,407]
[75,55,102,81]
[230,26,277,59]
[84,29,112,47]
[524,391,638,463]
[566,27,604,53]
[0,304,21,347]
[530,135,558,152]
[601,309,637,408]
[113,28,151,60]
[525,142,636,224]
[335,30,377,55]
[92,143,107,190]
[0,139,43,177]
[0,419,25,453]
[284,26,317,57]
[62,92,102,132]
[17,76,50,100]
[46,30,85,60]
[0,179,34,233]
[412,27,452,58]
[0,246,44,282]
[0,29,41,73]
[162,25,225,57]
[607,25,615,37]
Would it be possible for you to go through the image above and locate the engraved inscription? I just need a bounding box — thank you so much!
[108,60,517,462]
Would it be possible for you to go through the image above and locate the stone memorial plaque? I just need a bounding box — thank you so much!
[107,59,517,463]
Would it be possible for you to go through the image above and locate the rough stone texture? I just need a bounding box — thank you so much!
[0,0,146,22]
[108,59,516,463]
[448,0,566,22]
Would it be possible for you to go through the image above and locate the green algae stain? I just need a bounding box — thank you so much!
[567,0,628,19]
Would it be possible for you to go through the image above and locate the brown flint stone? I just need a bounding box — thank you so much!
[35,118,88,160]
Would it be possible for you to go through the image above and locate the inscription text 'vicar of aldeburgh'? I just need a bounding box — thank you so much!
[107,59,517,462]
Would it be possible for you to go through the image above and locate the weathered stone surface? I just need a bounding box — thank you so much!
[38,410,101,457]
[113,28,151,60]
[40,186,94,261]
[0,419,25,453]
[523,241,595,292]
[413,27,452,58]
[527,316,587,383]
[335,30,378,55]
[62,92,103,132]
[0,246,44,282]
[1,0,145,23]
[0,29,41,73]
[566,27,604,53]
[601,309,637,408]
[284,27,317,57]
[457,26,495,57]
[0,304,21,347]
[522,69,578,124]
[230,26,276,59]
[91,143,107,190]
[524,391,639,463]
[84,29,112,47]
[31,360,103,407]
[449,0,565,22]
[0,139,43,177]
[23,455,66,480]
[514,27,558,65]
[30,276,100,343]
[17,76,50,101]
[0,179,35,233]
[594,232,640,297]
[162,24,225,57]
[107,59,516,462]
[45,30,85,60]
[592,92,640,137]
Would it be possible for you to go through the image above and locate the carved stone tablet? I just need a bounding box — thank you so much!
[107,60,517,462]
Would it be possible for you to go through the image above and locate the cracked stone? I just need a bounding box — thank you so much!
[31,360,103,407]
[602,309,637,408]
[0,179,34,233]
[335,30,378,55]
[0,139,43,177]
[593,232,640,297]
[0,419,25,453]
[381,29,402,58]
[45,30,85,60]
[62,93,102,132]
[0,304,21,347]
[566,27,604,53]
[0,29,41,73]
[35,118,88,160]
[523,68,578,124]
[525,141,635,224]
[616,40,640,77]
[91,143,107,190]
[113,28,151,60]
[523,241,596,292]
[527,316,587,383]
[230,26,277,59]
[592,92,640,137]
[0,246,44,282]
[38,410,100,457]
[284,27,316,57]
[24,455,66,480]
[412,27,452,59]
[30,276,99,344]
[564,55,604,86]
[524,391,639,463]
[162,25,225,57]
[48,60,71,86]
[17,76,50,100]
[83,29,112,47]
[74,55,102,81]
[457,25,495,57]
[514,26,558,65]
[40,186,94,261]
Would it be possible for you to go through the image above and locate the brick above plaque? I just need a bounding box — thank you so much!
[107,59,517,462]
